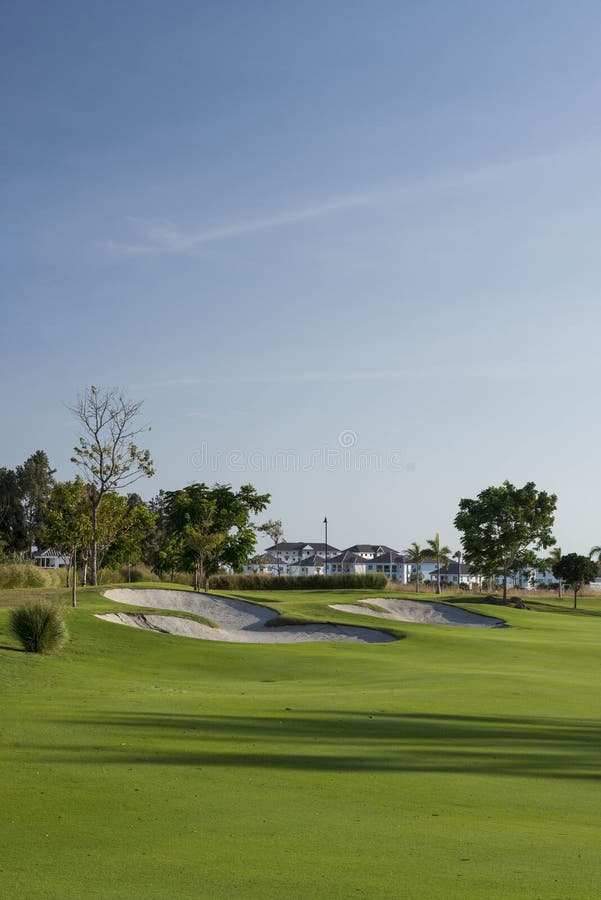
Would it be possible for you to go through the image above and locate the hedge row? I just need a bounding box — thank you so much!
[207,572,389,591]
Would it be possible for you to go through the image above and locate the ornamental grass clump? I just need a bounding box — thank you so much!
[9,601,68,654]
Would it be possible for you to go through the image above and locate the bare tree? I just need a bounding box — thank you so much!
[70,386,154,585]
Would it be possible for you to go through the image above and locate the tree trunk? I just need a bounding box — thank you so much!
[502,568,508,602]
[436,556,441,595]
[91,502,98,586]
[82,558,88,586]
[71,548,77,608]
[415,566,419,592]
[574,588,577,609]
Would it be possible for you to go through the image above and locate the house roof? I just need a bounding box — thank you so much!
[327,550,370,565]
[370,551,405,565]
[265,542,306,551]
[249,553,280,564]
[291,554,325,567]
[433,562,474,575]
[305,543,338,553]
[265,542,340,553]
[343,544,398,555]
[34,548,68,559]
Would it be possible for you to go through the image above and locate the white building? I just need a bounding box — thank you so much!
[34,548,70,569]
[263,542,340,566]
[430,562,482,588]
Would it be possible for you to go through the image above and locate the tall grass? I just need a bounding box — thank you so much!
[0,564,65,589]
[9,600,68,653]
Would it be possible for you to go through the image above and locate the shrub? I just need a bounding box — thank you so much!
[0,564,65,589]
[161,571,194,586]
[97,568,126,585]
[98,565,164,585]
[9,601,68,654]
[119,565,161,583]
[207,573,389,591]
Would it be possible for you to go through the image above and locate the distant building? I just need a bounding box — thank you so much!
[430,562,481,587]
[262,542,341,566]
[34,548,70,569]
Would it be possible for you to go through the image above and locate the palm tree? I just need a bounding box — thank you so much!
[548,546,563,598]
[453,550,463,590]
[406,542,426,593]
[426,533,452,595]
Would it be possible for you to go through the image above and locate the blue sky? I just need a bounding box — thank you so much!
[2,1,601,554]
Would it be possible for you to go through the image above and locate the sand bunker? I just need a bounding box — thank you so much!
[99,589,395,644]
[330,597,505,628]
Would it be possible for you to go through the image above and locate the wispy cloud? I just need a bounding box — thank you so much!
[99,191,377,257]
[146,361,567,389]
[99,141,601,257]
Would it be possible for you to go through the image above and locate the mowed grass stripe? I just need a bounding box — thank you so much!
[1,586,601,898]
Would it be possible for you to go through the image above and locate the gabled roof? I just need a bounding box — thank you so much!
[370,551,405,565]
[327,550,370,565]
[343,544,398,555]
[265,542,306,551]
[291,554,325,567]
[34,547,69,559]
[249,553,281,564]
[264,542,340,553]
[305,543,339,554]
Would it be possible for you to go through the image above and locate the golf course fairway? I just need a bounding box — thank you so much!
[2,585,601,899]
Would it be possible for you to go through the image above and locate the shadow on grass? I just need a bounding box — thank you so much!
[42,709,601,780]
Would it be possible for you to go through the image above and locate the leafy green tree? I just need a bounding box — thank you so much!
[259,518,284,574]
[153,534,184,582]
[96,493,156,575]
[16,450,56,552]
[43,479,93,605]
[144,490,169,568]
[70,386,154,585]
[184,522,228,591]
[0,467,29,555]
[552,553,598,609]
[406,542,426,593]
[426,532,451,595]
[165,483,270,589]
[454,481,557,602]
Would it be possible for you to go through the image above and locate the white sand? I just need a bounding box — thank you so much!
[330,597,505,628]
[99,588,395,644]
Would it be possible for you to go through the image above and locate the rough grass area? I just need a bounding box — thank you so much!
[2,585,601,898]
[0,564,66,589]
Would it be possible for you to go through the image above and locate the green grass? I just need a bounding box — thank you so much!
[2,585,601,897]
